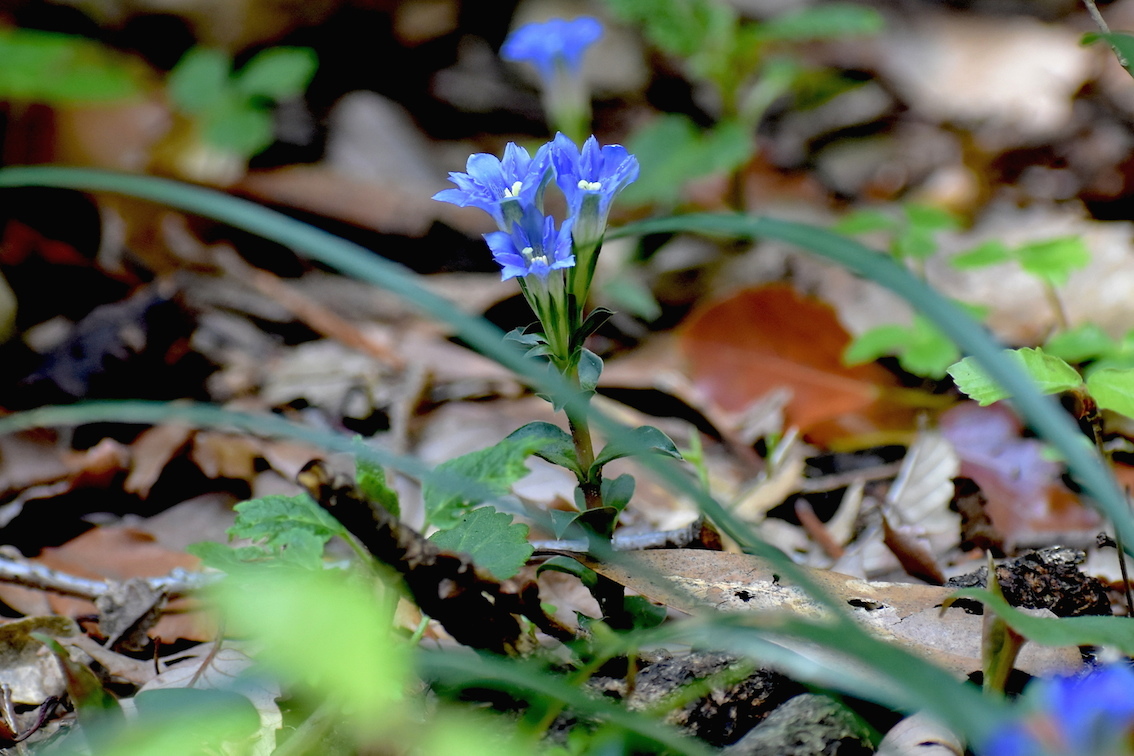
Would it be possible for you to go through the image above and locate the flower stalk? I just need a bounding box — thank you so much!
[433,133,639,517]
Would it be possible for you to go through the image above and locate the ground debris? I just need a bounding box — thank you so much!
[945,546,1112,617]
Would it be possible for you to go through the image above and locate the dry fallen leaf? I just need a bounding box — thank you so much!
[0,526,209,642]
[586,549,1079,679]
[677,284,918,445]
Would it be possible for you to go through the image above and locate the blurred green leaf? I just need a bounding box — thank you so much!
[755,3,883,42]
[623,115,753,204]
[168,47,230,113]
[1015,236,1090,287]
[950,240,1013,270]
[429,507,533,580]
[1044,322,1117,364]
[0,29,140,104]
[1086,368,1134,419]
[602,473,637,512]
[948,347,1083,406]
[202,97,275,156]
[211,568,407,729]
[832,209,895,235]
[235,47,318,99]
[845,316,958,379]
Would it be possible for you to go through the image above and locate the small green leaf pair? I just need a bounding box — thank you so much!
[948,346,1134,420]
[168,46,317,158]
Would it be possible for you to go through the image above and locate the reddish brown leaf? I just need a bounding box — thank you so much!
[677,284,916,444]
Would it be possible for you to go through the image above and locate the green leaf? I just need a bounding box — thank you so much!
[904,203,958,232]
[1086,368,1134,419]
[574,307,616,347]
[948,587,1134,655]
[893,224,939,260]
[1082,31,1134,80]
[755,3,883,42]
[506,421,580,475]
[537,555,598,588]
[229,494,345,544]
[1015,236,1090,287]
[201,97,275,156]
[549,509,583,539]
[429,507,533,580]
[950,240,1012,270]
[947,347,1083,405]
[424,436,544,529]
[168,47,230,113]
[1044,322,1117,363]
[621,115,753,205]
[356,458,400,517]
[831,209,895,235]
[844,317,959,379]
[234,47,317,99]
[210,567,408,722]
[503,325,545,347]
[578,348,604,393]
[0,29,140,104]
[605,0,733,57]
[592,425,682,474]
[699,119,754,174]
[601,474,636,512]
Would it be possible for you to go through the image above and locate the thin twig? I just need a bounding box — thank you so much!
[0,553,219,601]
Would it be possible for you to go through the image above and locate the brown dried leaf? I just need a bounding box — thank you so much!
[677,284,917,445]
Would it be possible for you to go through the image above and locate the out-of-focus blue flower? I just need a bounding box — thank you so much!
[432,142,552,230]
[981,664,1134,756]
[484,207,575,281]
[550,132,639,248]
[501,17,603,81]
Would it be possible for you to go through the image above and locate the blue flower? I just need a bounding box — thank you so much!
[484,207,575,281]
[432,142,552,230]
[981,664,1134,756]
[550,133,639,248]
[500,17,603,81]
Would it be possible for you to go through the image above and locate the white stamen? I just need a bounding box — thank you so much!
[504,181,524,198]
[520,246,535,258]
[578,179,602,191]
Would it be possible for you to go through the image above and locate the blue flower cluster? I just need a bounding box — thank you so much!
[433,134,638,282]
[500,16,603,82]
[982,663,1134,756]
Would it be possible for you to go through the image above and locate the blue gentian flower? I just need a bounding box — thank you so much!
[981,664,1134,756]
[483,207,575,281]
[432,142,552,231]
[500,17,603,82]
[550,132,639,249]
